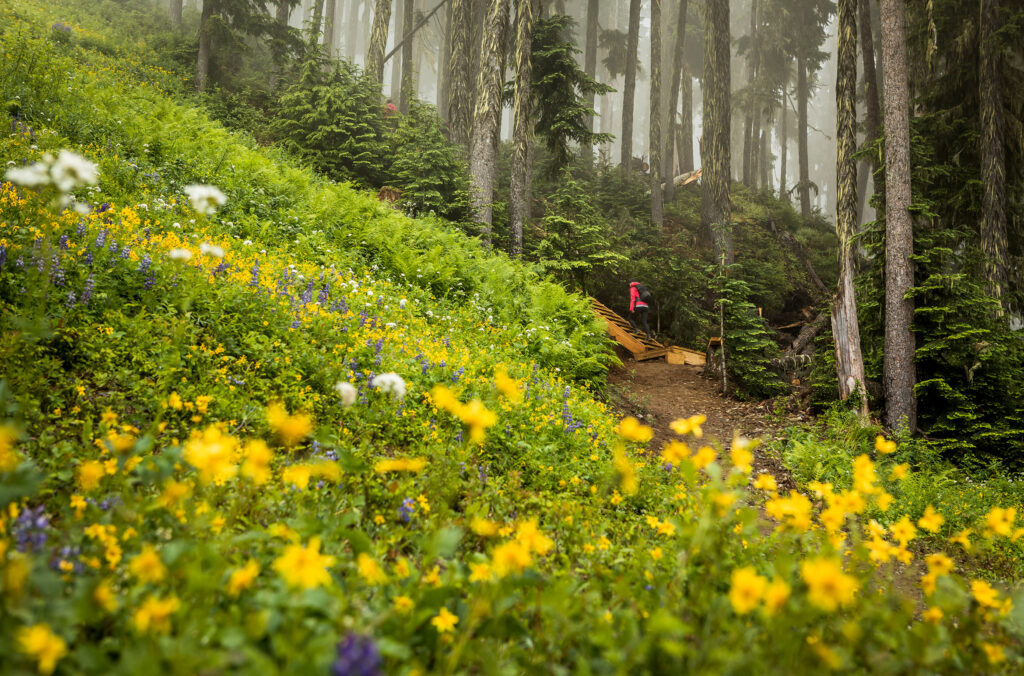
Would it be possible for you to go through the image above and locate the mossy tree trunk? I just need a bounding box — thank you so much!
[797,53,811,217]
[468,0,510,246]
[366,0,393,83]
[583,0,599,165]
[665,0,689,200]
[856,0,881,219]
[196,0,214,92]
[832,0,869,418]
[980,0,1009,312]
[399,0,415,113]
[509,0,536,256]
[447,0,473,147]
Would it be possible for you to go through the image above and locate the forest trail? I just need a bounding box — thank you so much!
[608,358,799,492]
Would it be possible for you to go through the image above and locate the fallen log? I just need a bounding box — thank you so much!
[788,312,827,356]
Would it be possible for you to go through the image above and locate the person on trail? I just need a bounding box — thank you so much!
[628,281,653,341]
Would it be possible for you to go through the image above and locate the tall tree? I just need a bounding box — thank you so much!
[509,0,536,256]
[879,0,916,432]
[665,0,689,200]
[366,0,394,83]
[778,82,788,198]
[399,0,415,113]
[856,0,881,215]
[650,0,664,225]
[796,53,810,216]
[678,67,694,172]
[438,2,453,118]
[741,0,760,186]
[620,0,642,168]
[447,0,473,147]
[583,0,599,165]
[832,0,869,417]
[324,0,337,55]
[196,0,214,91]
[702,0,732,264]
[468,0,510,246]
[979,0,1009,310]
[310,0,326,40]
[170,0,183,25]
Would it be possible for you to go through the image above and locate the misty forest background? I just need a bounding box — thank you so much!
[43,0,1024,468]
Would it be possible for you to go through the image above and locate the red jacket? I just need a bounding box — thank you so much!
[629,282,648,312]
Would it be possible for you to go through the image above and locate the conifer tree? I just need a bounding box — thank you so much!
[510,0,537,257]
[665,0,689,200]
[446,0,473,147]
[880,0,916,432]
[650,0,664,226]
[583,0,599,165]
[702,0,732,264]
[980,0,1009,311]
[620,0,641,169]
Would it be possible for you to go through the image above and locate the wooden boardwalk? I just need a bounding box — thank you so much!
[590,298,706,366]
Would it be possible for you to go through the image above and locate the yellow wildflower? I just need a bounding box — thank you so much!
[240,439,273,486]
[661,440,690,465]
[470,517,499,537]
[356,553,388,585]
[613,447,638,495]
[492,540,532,577]
[985,506,1016,537]
[763,578,791,615]
[949,528,972,551]
[729,566,768,614]
[93,579,118,612]
[373,457,428,474]
[922,606,943,624]
[17,624,67,675]
[157,479,192,509]
[129,544,166,584]
[0,425,20,472]
[167,391,183,410]
[917,505,945,533]
[889,463,910,480]
[77,460,105,492]
[649,547,663,560]
[971,580,1001,608]
[281,464,312,489]
[469,561,495,583]
[730,440,754,474]
[852,454,878,494]
[889,516,917,544]
[431,607,459,633]
[272,536,336,590]
[875,435,897,454]
[875,492,894,511]
[457,400,497,444]
[266,402,312,447]
[753,473,777,492]
[691,446,717,470]
[494,370,522,403]
[616,416,654,443]
[133,595,180,635]
[670,414,706,437]
[982,643,1005,665]
[183,425,238,485]
[393,595,414,613]
[800,557,858,612]
[515,519,554,555]
[227,559,260,596]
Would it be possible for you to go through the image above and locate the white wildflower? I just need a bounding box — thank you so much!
[199,242,224,258]
[334,381,357,408]
[50,150,99,192]
[5,161,51,189]
[370,373,406,400]
[399,298,407,309]
[167,248,192,261]
[183,184,227,215]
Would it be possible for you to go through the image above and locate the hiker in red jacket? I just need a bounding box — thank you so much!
[628,281,653,340]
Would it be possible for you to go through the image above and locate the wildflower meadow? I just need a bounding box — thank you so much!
[1,2,1023,673]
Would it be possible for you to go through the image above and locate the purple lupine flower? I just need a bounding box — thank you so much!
[213,261,229,276]
[15,256,25,268]
[50,255,66,287]
[318,283,330,305]
[0,244,7,270]
[300,280,314,304]
[58,234,69,249]
[13,505,49,552]
[144,275,155,290]
[80,274,95,305]
[75,222,86,237]
[398,498,415,523]
[332,633,380,676]
[95,229,106,249]
[108,238,118,253]
[97,202,111,213]
[120,246,130,259]
[138,254,151,274]
[83,251,93,266]
[65,291,77,307]
[249,259,259,287]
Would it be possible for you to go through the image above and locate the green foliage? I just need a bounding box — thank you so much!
[524,15,613,170]
[384,101,469,221]
[529,169,627,293]
[712,268,789,400]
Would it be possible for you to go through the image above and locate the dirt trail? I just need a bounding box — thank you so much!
[607,356,798,492]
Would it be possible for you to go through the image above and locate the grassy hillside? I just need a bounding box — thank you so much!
[1,3,1023,673]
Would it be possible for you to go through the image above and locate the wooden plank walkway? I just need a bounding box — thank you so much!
[590,298,706,366]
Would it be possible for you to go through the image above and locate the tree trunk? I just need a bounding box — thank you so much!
[679,66,693,172]
[650,0,664,226]
[702,0,732,264]
[980,0,1008,310]
[759,126,768,188]
[399,0,415,113]
[779,89,788,198]
[367,0,394,83]
[438,1,453,119]
[879,0,916,432]
[390,1,404,101]
[346,0,362,60]
[325,0,337,55]
[447,0,472,147]
[620,0,642,169]
[665,0,689,200]
[170,0,183,25]
[311,0,326,41]
[741,0,759,186]
[583,0,599,165]
[797,53,810,218]
[509,0,535,256]
[856,0,881,220]
[468,0,510,246]
[196,0,214,92]
[833,0,869,418]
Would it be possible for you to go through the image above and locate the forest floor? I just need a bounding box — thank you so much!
[606,353,802,493]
